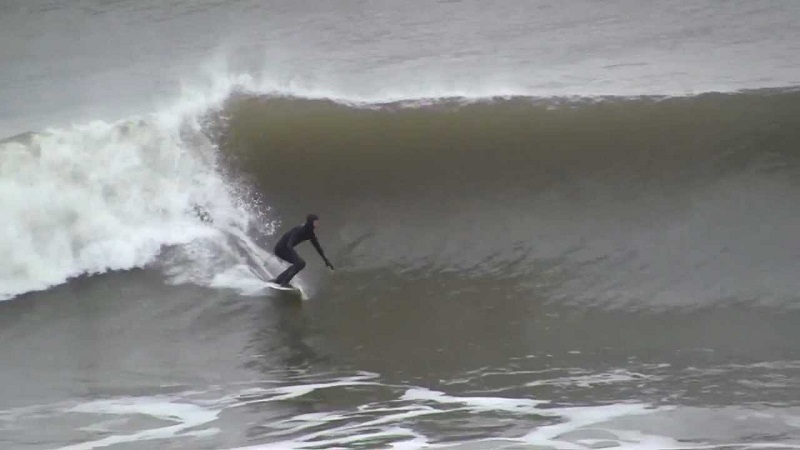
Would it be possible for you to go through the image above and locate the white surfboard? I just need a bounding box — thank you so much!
[265,281,305,298]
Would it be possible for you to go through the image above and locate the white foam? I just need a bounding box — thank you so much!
[7,374,800,450]
[525,368,656,389]
[57,397,220,450]
[216,380,672,449]
[227,427,427,450]
[233,378,380,407]
[396,387,686,450]
[402,387,545,412]
[210,264,270,294]
[526,403,658,441]
[0,68,283,300]
[0,121,202,299]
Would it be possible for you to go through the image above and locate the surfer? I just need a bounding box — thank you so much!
[271,214,334,287]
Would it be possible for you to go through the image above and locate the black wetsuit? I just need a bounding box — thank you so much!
[272,216,332,286]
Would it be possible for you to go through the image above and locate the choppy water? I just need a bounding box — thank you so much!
[2,1,800,449]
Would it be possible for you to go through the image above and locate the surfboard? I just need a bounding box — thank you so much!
[265,281,303,297]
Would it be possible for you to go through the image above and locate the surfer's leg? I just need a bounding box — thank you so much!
[272,246,292,284]
[274,249,305,286]
[280,252,306,286]
[273,267,292,285]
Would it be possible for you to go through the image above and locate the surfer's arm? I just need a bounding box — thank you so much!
[311,236,334,269]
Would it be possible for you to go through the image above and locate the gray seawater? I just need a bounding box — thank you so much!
[2,1,800,449]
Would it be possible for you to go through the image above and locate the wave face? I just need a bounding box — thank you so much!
[214,90,800,309]
[3,88,800,308]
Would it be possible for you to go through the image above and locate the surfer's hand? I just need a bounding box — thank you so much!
[325,259,334,270]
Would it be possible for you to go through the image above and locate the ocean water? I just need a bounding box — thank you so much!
[2,1,800,449]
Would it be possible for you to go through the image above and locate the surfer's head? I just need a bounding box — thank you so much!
[306,214,319,229]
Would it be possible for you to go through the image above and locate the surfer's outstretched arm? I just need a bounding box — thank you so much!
[311,236,334,270]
